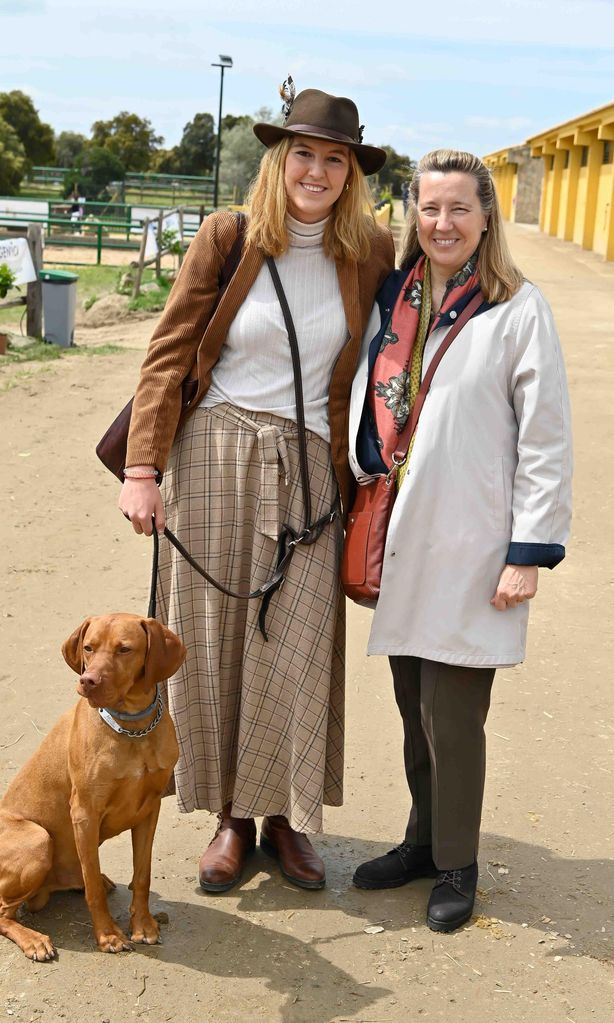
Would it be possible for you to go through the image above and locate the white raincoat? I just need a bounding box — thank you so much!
[348,280,572,668]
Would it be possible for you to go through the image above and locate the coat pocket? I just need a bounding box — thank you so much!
[492,456,511,534]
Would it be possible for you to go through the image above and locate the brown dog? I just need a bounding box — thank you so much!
[0,613,186,960]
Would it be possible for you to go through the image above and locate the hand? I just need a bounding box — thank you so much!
[491,564,538,611]
[118,478,165,536]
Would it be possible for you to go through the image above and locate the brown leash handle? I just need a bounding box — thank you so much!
[392,291,484,464]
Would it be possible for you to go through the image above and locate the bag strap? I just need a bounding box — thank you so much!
[392,290,484,465]
[265,255,312,531]
[219,211,247,291]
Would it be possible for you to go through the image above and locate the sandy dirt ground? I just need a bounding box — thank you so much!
[0,223,612,1022]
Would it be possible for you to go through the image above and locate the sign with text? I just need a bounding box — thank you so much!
[0,237,37,286]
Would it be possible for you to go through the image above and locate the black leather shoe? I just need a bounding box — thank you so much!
[353,842,438,890]
[426,862,478,932]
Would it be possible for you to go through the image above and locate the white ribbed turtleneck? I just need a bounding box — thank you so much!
[200,214,347,442]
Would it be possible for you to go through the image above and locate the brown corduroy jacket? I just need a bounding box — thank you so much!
[126,209,395,516]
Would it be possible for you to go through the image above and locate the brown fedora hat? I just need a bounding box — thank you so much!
[253,86,387,176]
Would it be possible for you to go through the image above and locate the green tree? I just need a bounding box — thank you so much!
[219,106,278,200]
[151,147,181,174]
[174,112,215,175]
[55,131,87,168]
[221,113,252,133]
[66,144,125,201]
[0,90,55,167]
[0,115,27,194]
[91,111,162,172]
[376,144,416,196]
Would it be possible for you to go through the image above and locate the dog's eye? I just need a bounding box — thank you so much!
[83,645,93,653]
[118,646,132,655]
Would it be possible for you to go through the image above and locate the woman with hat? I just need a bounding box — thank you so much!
[348,149,572,931]
[118,81,395,892]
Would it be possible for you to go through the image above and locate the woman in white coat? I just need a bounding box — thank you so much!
[349,150,572,933]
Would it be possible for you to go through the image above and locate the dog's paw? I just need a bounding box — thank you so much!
[130,914,161,945]
[97,927,133,954]
[24,932,56,962]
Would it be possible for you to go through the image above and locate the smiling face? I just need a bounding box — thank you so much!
[284,136,351,223]
[416,171,488,280]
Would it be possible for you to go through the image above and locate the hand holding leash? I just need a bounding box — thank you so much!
[119,476,166,535]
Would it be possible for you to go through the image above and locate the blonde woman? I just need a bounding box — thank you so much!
[349,150,572,931]
[119,85,395,892]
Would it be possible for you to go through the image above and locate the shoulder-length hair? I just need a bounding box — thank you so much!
[244,136,377,263]
[400,149,524,304]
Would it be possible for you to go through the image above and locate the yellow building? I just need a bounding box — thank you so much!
[527,101,614,261]
[483,145,542,225]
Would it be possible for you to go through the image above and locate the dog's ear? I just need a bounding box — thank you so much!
[62,618,92,674]
[141,619,186,688]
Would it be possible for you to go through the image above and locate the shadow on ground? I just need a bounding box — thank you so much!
[19,830,612,996]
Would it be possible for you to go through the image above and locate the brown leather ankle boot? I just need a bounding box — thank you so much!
[199,804,256,893]
[260,815,325,890]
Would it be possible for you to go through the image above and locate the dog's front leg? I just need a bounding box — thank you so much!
[129,803,162,944]
[70,797,132,953]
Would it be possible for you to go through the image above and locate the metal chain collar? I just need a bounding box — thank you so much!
[98,689,164,739]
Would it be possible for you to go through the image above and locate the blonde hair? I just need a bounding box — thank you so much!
[401,149,523,304]
[245,137,377,263]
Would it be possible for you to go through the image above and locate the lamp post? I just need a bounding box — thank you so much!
[211,54,233,210]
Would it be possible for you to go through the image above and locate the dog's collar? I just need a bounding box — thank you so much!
[98,686,163,738]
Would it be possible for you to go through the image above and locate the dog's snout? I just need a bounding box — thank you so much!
[80,671,102,690]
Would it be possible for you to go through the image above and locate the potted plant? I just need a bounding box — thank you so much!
[0,262,16,299]
[0,263,17,355]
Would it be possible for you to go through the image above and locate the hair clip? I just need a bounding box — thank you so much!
[279,75,296,123]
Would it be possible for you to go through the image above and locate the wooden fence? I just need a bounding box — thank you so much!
[131,207,185,298]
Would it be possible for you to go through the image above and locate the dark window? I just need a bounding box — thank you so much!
[546,155,554,171]
[564,150,570,169]
[603,141,613,164]
[581,146,589,167]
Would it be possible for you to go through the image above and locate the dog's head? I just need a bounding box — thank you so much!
[62,613,186,710]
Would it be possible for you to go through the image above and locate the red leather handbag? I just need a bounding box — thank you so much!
[342,292,483,604]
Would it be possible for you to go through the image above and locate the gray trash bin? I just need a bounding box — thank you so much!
[39,269,79,347]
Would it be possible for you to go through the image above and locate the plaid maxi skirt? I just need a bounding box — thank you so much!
[156,402,345,834]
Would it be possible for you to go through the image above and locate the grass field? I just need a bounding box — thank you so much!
[0,263,168,331]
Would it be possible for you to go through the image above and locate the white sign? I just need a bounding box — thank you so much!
[144,221,158,259]
[142,211,183,258]
[0,237,37,286]
[162,211,180,238]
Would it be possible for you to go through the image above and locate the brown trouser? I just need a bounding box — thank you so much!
[389,656,495,870]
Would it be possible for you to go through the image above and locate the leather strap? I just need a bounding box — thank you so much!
[219,212,247,292]
[265,256,313,531]
[257,256,339,636]
[392,291,484,465]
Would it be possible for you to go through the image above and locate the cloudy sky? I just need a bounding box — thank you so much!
[1,0,613,159]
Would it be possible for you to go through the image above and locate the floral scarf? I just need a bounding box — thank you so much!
[368,252,480,483]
